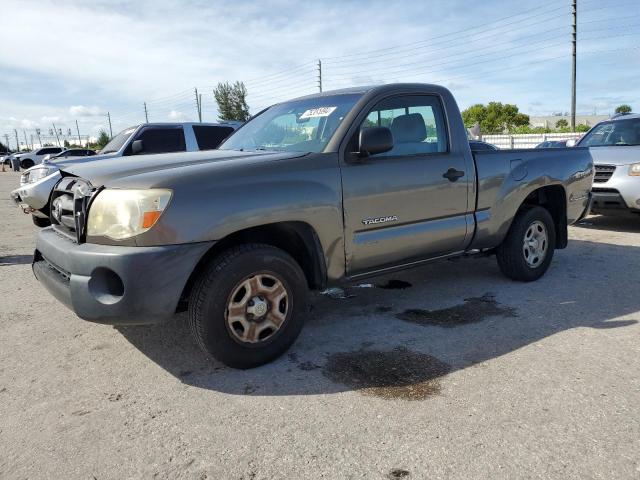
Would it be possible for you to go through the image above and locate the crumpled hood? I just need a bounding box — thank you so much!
[587,146,639,166]
[60,149,306,187]
[47,152,120,168]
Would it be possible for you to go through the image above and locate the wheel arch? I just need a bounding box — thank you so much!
[20,157,34,168]
[519,184,568,249]
[178,221,327,310]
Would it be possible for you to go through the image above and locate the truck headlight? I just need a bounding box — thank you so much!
[87,189,172,240]
[629,163,640,176]
[21,166,54,185]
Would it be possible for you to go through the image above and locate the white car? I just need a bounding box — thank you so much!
[15,146,65,169]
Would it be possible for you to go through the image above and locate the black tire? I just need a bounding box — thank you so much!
[188,243,308,369]
[32,215,51,228]
[496,206,556,282]
[21,159,34,169]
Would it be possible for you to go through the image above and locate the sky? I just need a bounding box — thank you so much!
[0,0,638,147]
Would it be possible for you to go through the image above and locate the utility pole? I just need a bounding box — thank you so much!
[571,0,577,132]
[106,111,113,138]
[317,59,323,93]
[75,120,82,145]
[144,102,149,123]
[23,130,29,150]
[35,128,41,148]
[3,134,9,152]
[14,129,19,151]
[195,87,202,122]
[52,123,61,147]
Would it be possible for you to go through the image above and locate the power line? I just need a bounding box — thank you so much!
[324,29,640,85]
[323,3,570,62]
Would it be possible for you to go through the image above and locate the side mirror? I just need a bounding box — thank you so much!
[358,127,393,157]
[565,139,576,147]
[131,140,144,154]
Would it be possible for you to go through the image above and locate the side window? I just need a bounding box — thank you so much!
[193,125,235,150]
[134,127,186,154]
[360,95,447,156]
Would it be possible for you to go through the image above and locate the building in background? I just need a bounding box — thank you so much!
[529,114,609,129]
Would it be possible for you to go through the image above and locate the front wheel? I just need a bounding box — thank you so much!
[32,215,51,228]
[496,206,556,282]
[188,243,308,369]
[21,159,34,169]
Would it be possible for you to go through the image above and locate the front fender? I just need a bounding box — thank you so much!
[11,170,61,210]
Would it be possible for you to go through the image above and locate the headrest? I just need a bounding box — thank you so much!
[391,113,427,143]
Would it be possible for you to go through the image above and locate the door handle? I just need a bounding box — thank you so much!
[443,168,465,182]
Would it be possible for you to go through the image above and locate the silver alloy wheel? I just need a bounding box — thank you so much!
[522,220,548,268]
[225,273,288,344]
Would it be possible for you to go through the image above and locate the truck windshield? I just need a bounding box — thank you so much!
[100,127,137,154]
[579,118,640,147]
[220,93,362,153]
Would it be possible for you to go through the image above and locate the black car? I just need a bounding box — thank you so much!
[50,148,97,159]
[535,140,568,149]
[469,140,499,151]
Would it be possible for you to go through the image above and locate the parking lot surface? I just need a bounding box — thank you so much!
[1,170,639,479]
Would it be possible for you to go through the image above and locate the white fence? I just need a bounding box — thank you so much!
[481,132,584,149]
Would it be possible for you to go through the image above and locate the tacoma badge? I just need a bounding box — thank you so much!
[362,215,398,225]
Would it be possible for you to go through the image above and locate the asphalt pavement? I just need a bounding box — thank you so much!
[1,170,639,479]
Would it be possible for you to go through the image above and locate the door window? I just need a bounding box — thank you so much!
[361,95,448,156]
[193,125,235,150]
[130,127,186,154]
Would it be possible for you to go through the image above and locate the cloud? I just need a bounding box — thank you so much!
[20,119,36,128]
[69,105,104,117]
[41,115,60,123]
[168,110,186,121]
[0,0,638,132]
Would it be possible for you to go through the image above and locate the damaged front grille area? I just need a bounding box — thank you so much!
[50,176,96,243]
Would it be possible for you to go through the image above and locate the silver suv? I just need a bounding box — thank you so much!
[577,113,640,215]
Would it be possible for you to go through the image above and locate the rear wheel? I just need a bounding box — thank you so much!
[21,158,34,169]
[32,215,51,228]
[188,243,308,369]
[496,206,556,282]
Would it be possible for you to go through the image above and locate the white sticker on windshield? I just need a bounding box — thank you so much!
[299,106,337,119]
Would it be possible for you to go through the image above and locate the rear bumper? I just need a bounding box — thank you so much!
[33,227,214,325]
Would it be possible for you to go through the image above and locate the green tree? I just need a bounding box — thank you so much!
[615,104,632,114]
[555,119,568,129]
[214,81,250,121]
[96,130,110,149]
[0,140,8,152]
[461,102,529,134]
[576,124,591,132]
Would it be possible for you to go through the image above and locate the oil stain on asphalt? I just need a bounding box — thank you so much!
[322,347,451,400]
[377,279,413,289]
[396,293,516,327]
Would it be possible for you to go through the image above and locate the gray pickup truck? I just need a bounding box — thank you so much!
[33,83,593,368]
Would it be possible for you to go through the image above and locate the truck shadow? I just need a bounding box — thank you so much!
[117,239,639,399]
[0,254,33,266]
[575,214,640,233]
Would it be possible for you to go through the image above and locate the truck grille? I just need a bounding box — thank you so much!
[50,176,96,243]
[593,165,616,183]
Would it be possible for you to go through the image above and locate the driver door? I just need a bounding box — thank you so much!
[341,94,472,276]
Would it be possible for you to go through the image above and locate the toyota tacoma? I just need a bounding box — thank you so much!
[32,84,594,368]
